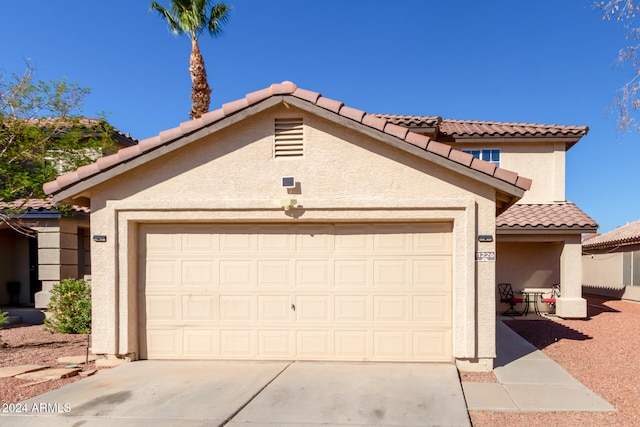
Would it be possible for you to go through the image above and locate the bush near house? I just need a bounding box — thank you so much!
[45,278,91,334]
[0,309,8,344]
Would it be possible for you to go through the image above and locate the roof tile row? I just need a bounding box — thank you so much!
[44,81,532,196]
[582,218,640,249]
[376,115,588,139]
[497,203,598,230]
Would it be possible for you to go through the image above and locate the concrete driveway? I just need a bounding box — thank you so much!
[0,361,471,427]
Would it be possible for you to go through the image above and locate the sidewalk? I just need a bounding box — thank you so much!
[462,319,615,412]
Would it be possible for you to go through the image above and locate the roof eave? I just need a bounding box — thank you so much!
[51,94,529,205]
[497,225,598,234]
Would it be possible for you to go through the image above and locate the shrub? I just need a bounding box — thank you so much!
[45,278,91,334]
[0,309,8,344]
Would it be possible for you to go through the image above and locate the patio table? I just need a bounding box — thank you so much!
[520,288,552,316]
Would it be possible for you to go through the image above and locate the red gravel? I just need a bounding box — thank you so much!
[469,295,640,426]
[0,324,107,405]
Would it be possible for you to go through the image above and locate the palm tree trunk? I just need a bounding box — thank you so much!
[189,38,211,119]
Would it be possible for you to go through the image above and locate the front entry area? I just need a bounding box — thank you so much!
[138,222,453,362]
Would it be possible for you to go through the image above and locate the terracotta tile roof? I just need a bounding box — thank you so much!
[372,114,441,128]
[497,202,598,231]
[376,114,588,146]
[582,218,640,250]
[0,197,90,214]
[43,81,532,197]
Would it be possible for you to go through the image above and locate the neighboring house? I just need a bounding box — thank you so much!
[0,121,137,310]
[582,219,640,300]
[43,82,596,371]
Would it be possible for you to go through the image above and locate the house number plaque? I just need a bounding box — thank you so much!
[475,251,495,262]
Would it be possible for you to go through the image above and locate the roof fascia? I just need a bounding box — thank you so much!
[282,97,526,199]
[497,226,598,235]
[54,94,526,204]
[53,97,287,203]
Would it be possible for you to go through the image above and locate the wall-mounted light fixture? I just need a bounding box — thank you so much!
[477,235,493,243]
[93,235,107,243]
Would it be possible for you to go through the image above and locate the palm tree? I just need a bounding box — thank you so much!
[151,0,231,119]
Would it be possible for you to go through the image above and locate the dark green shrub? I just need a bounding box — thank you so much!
[0,310,8,344]
[45,278,91,334]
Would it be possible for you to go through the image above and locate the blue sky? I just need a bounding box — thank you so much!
[1,0,638,233]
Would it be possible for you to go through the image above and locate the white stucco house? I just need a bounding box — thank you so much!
[43,82,596,371]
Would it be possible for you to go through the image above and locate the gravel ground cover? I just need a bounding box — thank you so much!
[0,324,103,405]
[469,295,640,426]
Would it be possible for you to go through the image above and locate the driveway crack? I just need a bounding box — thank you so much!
[221,361,294,426]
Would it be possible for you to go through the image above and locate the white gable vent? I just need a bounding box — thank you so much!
[274,118,304,158]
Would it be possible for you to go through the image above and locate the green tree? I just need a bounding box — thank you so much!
[0,63,116,224]
[151,0,231,119]
[599,0,640,132]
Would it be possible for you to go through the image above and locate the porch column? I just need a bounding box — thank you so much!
[33,219,79,309]
[556,235,587,318]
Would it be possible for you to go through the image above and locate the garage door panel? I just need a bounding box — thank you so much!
[182,231,218,252]
[334,227,371,251]
[258,295,292,321]
[296,296,331,322]
[296,227,332,252]
[412,258,451,289]
[147,295,180,321]
[220,260,254,287]
[219,295,254,321]
[146,260,179,287]
[182,296,218,321]
[412,295,451,324]
[140,223,452,362]
[257,260,291,287]
[258,330,292,357]
[296,330,330,357]
[373,230,410,252]
[412,223,452,253]
[296,260,331,287]
[334,330,368,359]
[146,329,182,358]
[413,331,452,361]
[373,260,407,287]
[220,330,255,357]
[258,229,294,251]
[334,260,369,288]
[373,331,409,358]
[334,296,369,322]
[373,296,408,322]
[182,260,215,286]
[220,229,255,252]
[183,330,220,356]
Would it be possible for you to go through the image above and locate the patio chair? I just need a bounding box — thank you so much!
[497,283,524,316]
[542,284,561,315]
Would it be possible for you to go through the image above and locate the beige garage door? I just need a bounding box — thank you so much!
[138,223,452,362]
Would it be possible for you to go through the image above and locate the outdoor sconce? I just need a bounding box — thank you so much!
[477,235,493,243]
[93,235,107,243]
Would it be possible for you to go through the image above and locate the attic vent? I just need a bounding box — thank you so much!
[274,118,304,158]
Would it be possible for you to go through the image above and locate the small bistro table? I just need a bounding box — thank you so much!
[520,288,552,316]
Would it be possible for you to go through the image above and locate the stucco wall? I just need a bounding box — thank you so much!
[496,241,561,291]
[452,141,565,203]
[582,245,640,301]
[83,103,501,368]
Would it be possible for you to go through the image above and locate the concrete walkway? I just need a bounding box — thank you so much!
[462,320,615,412]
